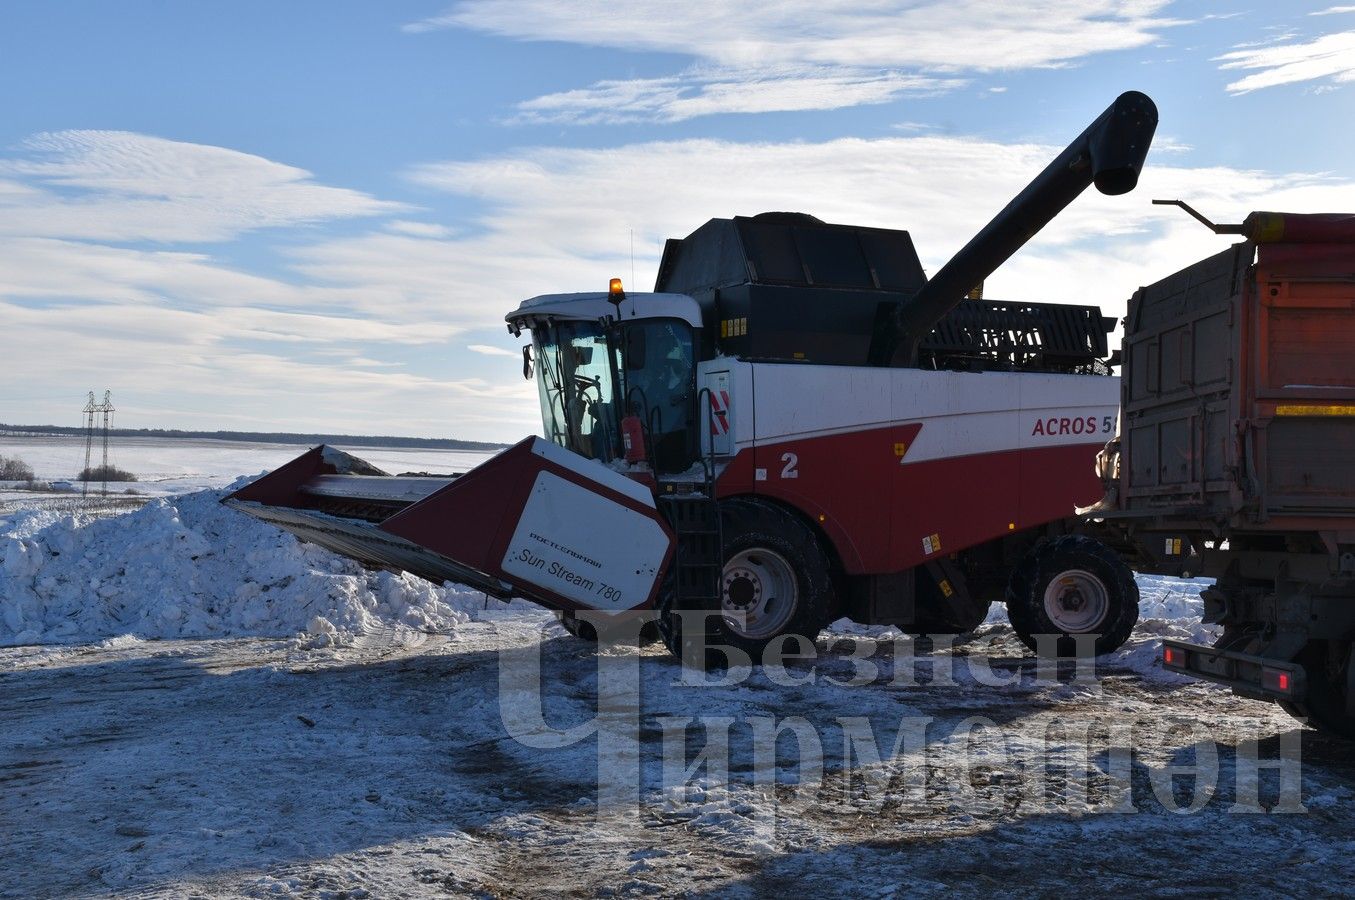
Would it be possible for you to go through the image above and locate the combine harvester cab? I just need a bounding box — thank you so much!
[228,91,1160,662]
[225,439,674,613]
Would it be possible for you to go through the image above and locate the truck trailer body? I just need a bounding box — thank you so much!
[1088,208,1355,734]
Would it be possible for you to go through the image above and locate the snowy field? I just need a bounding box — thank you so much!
[2,448,1354,896]
[0,434,494,497]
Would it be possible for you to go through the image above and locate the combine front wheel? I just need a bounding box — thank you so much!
[1006,535,1139,657]
[659,498,834,669]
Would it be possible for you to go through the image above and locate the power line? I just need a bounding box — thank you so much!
[81,392,95,499]
[80,390,115,498]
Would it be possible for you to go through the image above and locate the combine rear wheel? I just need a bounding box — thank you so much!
[659,498,833,669]
[1006,535,1139,657]
[1282,641,1355,739]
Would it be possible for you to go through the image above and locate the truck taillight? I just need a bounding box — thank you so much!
[1163,645,1186,668]
[621,416,647,463]
[1262,666,1293,695]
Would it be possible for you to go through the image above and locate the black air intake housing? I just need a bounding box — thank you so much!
[655,212,926,364]
[655,212,1111,372]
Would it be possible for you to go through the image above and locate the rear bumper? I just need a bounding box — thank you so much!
[1161,639,1307,703]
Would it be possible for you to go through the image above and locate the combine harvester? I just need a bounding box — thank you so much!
[227,92,1158,666]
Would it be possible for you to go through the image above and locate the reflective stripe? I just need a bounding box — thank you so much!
[1274,404,1355,417]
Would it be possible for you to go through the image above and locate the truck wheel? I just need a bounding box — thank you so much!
[1006,535,1139,657]
[1282,641,1355,739]
[556,611,660,645]
[658,498,833,669]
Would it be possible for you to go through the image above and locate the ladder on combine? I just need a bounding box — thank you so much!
[658,490,722,613]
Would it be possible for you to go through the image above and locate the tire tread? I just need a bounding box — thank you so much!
[1006,534,1139,657]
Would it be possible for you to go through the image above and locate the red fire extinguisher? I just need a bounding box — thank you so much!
[621,416,647,463]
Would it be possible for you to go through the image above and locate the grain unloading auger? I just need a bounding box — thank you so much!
[227,91,1158,663]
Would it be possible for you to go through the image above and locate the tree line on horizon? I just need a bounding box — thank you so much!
[0,424,508,452]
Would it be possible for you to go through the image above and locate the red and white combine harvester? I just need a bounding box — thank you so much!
[226,92,1159,665]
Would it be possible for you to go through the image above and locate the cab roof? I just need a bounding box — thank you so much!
[506,291,703,328]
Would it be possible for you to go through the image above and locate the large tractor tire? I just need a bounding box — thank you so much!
[1006,535,1139,657]
[1281,641,1355,739]
[658,498,834,670]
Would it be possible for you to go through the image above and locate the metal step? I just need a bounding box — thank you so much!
[659,494,723,605]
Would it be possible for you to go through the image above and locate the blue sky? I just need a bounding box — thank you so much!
[3,1,1354,441]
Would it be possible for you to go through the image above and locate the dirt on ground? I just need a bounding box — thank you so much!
[2,621,1351,899]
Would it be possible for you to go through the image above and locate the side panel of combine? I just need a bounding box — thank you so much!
[226,437,674,612]
[711,362,1117,574]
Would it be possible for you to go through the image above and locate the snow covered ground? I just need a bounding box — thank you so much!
[0,434,494,497]
[2,458,1353,896]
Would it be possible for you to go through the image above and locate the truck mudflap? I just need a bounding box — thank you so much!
[224,437,675,613]
[1161,639,1308,703]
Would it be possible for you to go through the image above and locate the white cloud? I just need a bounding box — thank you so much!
[410,0,1175,67]
[0,134,535,441]
[515,70,964,125]
[0,236,465,340]
[1149,136,1195,153]
[468,344,521,358]
[0,131,402,242]
[0,298,542,436]
[384,220,453,238]
[1216,29,1355,93]
[1311,6,1355,15]
[393,133,1355,331]
[409,1,1180,121]
[9,127,1355,441]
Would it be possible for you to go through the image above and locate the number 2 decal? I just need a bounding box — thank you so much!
[780,452,799,479]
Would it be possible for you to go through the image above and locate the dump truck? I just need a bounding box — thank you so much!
[225,92,1159,666]
[1085,203,1355,736]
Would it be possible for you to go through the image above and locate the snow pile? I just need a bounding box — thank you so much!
[0,484,487,647]
[974,572,1216,682]
[829,572,1216,684]
[1112,574,1217,682]
[1136,574,1212,623]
